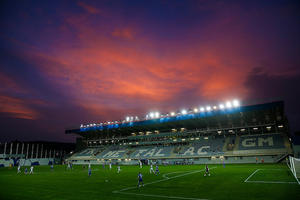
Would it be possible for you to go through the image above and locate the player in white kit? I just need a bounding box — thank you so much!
[17,165,21,174]
[150,164,154,174]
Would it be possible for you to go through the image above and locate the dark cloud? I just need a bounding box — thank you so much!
[245,67,300,134]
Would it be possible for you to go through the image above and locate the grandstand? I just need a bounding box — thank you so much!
[65,101,293,165]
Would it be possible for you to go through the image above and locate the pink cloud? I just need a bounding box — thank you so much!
[0,95,39,120]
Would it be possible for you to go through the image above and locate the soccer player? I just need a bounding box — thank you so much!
[139,160,142,168]
[24,168,28,175]
[137,172,144,187]
[50,164,54,171]
[17,165,21,174]
[88,167,92,177]
[30,166,34,174]
[155,165,160,175]
[150,164,154,174]
[204,165,210,176]
[109,163,112,170]
[117,165,121,173]
[88,162,91,169]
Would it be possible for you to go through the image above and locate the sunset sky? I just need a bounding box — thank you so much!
[0,0,299,142]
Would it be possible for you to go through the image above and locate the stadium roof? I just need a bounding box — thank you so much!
[65,101,285,138]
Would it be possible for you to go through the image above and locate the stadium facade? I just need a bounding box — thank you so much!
[65,101,293,165]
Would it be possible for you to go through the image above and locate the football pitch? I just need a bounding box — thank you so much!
[0,164,299,200]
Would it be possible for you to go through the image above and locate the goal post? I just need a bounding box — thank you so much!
[287,156,300,184]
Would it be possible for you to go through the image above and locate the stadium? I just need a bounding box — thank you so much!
[2,100,299,200]
[1,1,300,199]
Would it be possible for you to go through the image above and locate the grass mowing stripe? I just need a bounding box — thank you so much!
[115,191,209,200]
[113,167,217,200]
[116,167,217,192]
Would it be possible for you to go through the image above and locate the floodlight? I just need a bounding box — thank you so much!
[149,112,154,118]
[219,104,225,109]
[213,106,217,110]
[226,101,232,108]
[126,116,130,122]
[155,112,160,118]
[200,107,205,112]
[170,112,175,116]
[181,109,187,115]
[232,99,240,107]
[193,108,198,113]
[206,106,211,111]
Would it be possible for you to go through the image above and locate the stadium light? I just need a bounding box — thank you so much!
[149,112,154,118]
[219,104,225,109]
[126,116,130,122]
[200,107,205,112]
[226,101,232,108]
[232,99,240,107]
[155,112,160,118]
[206,106,211,111]
[193,108,198,113]
[213,106,217,110]
[170,112,175,116]
[181,109,187,115]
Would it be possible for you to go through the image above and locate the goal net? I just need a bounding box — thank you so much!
[288,156,300,184]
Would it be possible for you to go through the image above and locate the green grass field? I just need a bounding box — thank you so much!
[0,164,299,200]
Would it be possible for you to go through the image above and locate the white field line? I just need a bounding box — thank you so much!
[246,180,297,184]
[162,171,193,180]
[244,169,260,182]
[113,167,217,200]
[244,168,298,185]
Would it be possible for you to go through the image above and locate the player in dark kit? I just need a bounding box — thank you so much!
[204,165,210,176]
[137,172,144,187]
[155,165,160,175]
[88,167,92,177]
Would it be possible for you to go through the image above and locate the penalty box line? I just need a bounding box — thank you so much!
[113,167,217,200]
[244,168,298,184]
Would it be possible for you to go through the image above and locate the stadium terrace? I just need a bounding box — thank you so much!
[65,101,294,166]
